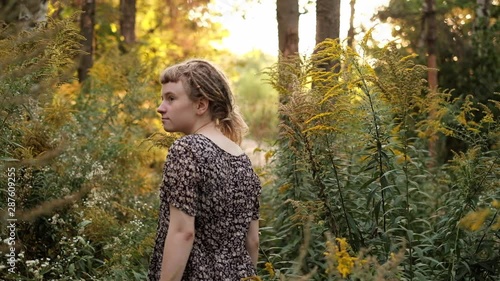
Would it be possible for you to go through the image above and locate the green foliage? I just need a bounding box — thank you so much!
[0,0,240,278]
[0,0,282,280]
[377,0,500,119]
[259,35,499,280]
[135,0,228,65]
[232,50,279,142]
[0,11,162,280]
[1,1,497,280]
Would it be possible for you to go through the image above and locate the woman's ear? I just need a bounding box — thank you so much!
[196,97,209,115]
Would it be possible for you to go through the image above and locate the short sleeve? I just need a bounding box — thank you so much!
[251,175,262,221]
[162,137,200,217]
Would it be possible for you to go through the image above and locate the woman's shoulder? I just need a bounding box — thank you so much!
[169,134,208,154]
[170,134,247,159]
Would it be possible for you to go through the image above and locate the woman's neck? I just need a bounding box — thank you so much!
[192,121,216,135]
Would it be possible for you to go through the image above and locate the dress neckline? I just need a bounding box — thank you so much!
[193,134,246,158]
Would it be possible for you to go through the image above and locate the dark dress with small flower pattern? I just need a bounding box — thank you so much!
[148,134,261,281]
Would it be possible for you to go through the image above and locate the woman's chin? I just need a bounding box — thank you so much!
[163,127,181,134]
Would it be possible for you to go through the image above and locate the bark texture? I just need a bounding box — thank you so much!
[424,0,438,164]
[315,0,341,72]
[277,0,299,58]
[119,0,136,44]
[476,0,491,18]
[315,0,340,45]
[347,0,356,48]
[425,0,437,91]
[78,0,95,83]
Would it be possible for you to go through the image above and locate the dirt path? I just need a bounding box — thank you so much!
[241,138,269,167]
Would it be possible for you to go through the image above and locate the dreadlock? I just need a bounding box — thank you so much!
[160,59,248,145]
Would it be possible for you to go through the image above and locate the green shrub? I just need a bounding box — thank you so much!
[0,13,162,280]
[259,35,499,280]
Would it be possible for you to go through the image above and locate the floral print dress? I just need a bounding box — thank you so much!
[148,134,261,281]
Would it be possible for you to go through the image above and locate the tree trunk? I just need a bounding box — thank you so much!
[0,0,49,32]
[424,0,438,164]
[475,0,491,29]
[476,0,490,18]
[166,0,178,31]
[315,0,340,45]
[78,0,95,83]
[315,0,340,72]
[276,0,299,106]
[347,0,356,48]
[425,0,438,92]
[119,0,136,44]
[277,0,299,58]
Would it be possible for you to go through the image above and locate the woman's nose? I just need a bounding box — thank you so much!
[157,102,166,114]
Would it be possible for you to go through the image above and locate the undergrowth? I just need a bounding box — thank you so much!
[258,34,499,280]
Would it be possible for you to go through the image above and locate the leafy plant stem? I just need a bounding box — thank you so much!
[450,209,464,281]
[475,210,498,254]
[402,122,414,281]
[303,132,338,235]
[353,61,388,233]
[325,135,361,248]
[0,111,11,131]
[476,155,499,195]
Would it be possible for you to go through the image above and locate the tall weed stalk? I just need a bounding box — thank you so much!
[260,34,499,280]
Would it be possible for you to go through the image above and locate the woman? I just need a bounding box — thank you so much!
[148,59,261,281]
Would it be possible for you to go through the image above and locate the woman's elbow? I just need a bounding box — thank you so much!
[169,228,195,243]
[179,230,195,242]
[246,234,259,249]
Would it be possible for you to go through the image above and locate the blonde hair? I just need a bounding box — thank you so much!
[160,59,248,145]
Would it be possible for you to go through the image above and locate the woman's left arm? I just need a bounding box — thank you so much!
[159,205,195,281]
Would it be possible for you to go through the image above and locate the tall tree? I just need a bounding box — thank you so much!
[423,0,438,163]
[166,0,179,31]
[315,0,341,72]
[377,0,499,161]
[476,0,491,19]
[119,0,136,44]
[424,0,438,92]
[377,0,499,107]
[277,0,299,58]
[140,0,215,61]
[0,0,49,33]
[78,0,95,82]
[347,0,356,48]
[315,0,340,45]
[276,0,299,106]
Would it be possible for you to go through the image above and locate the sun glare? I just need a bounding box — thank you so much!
[211,0,394,55]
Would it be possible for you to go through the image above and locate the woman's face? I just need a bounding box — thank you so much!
[157,81,199,134]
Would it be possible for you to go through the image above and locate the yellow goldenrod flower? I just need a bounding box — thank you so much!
[265,262,275,278]
[491,216,500,231]
[492,200,500,209]
[264,150,275,162]
[457,112,467,126]
[278,183,291,194]
[324,238,360,277]
[335,238,348,250]
[395,153,411,164]
[334,238,357,278]
[337,255,356,278]
[459,208,491,231]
